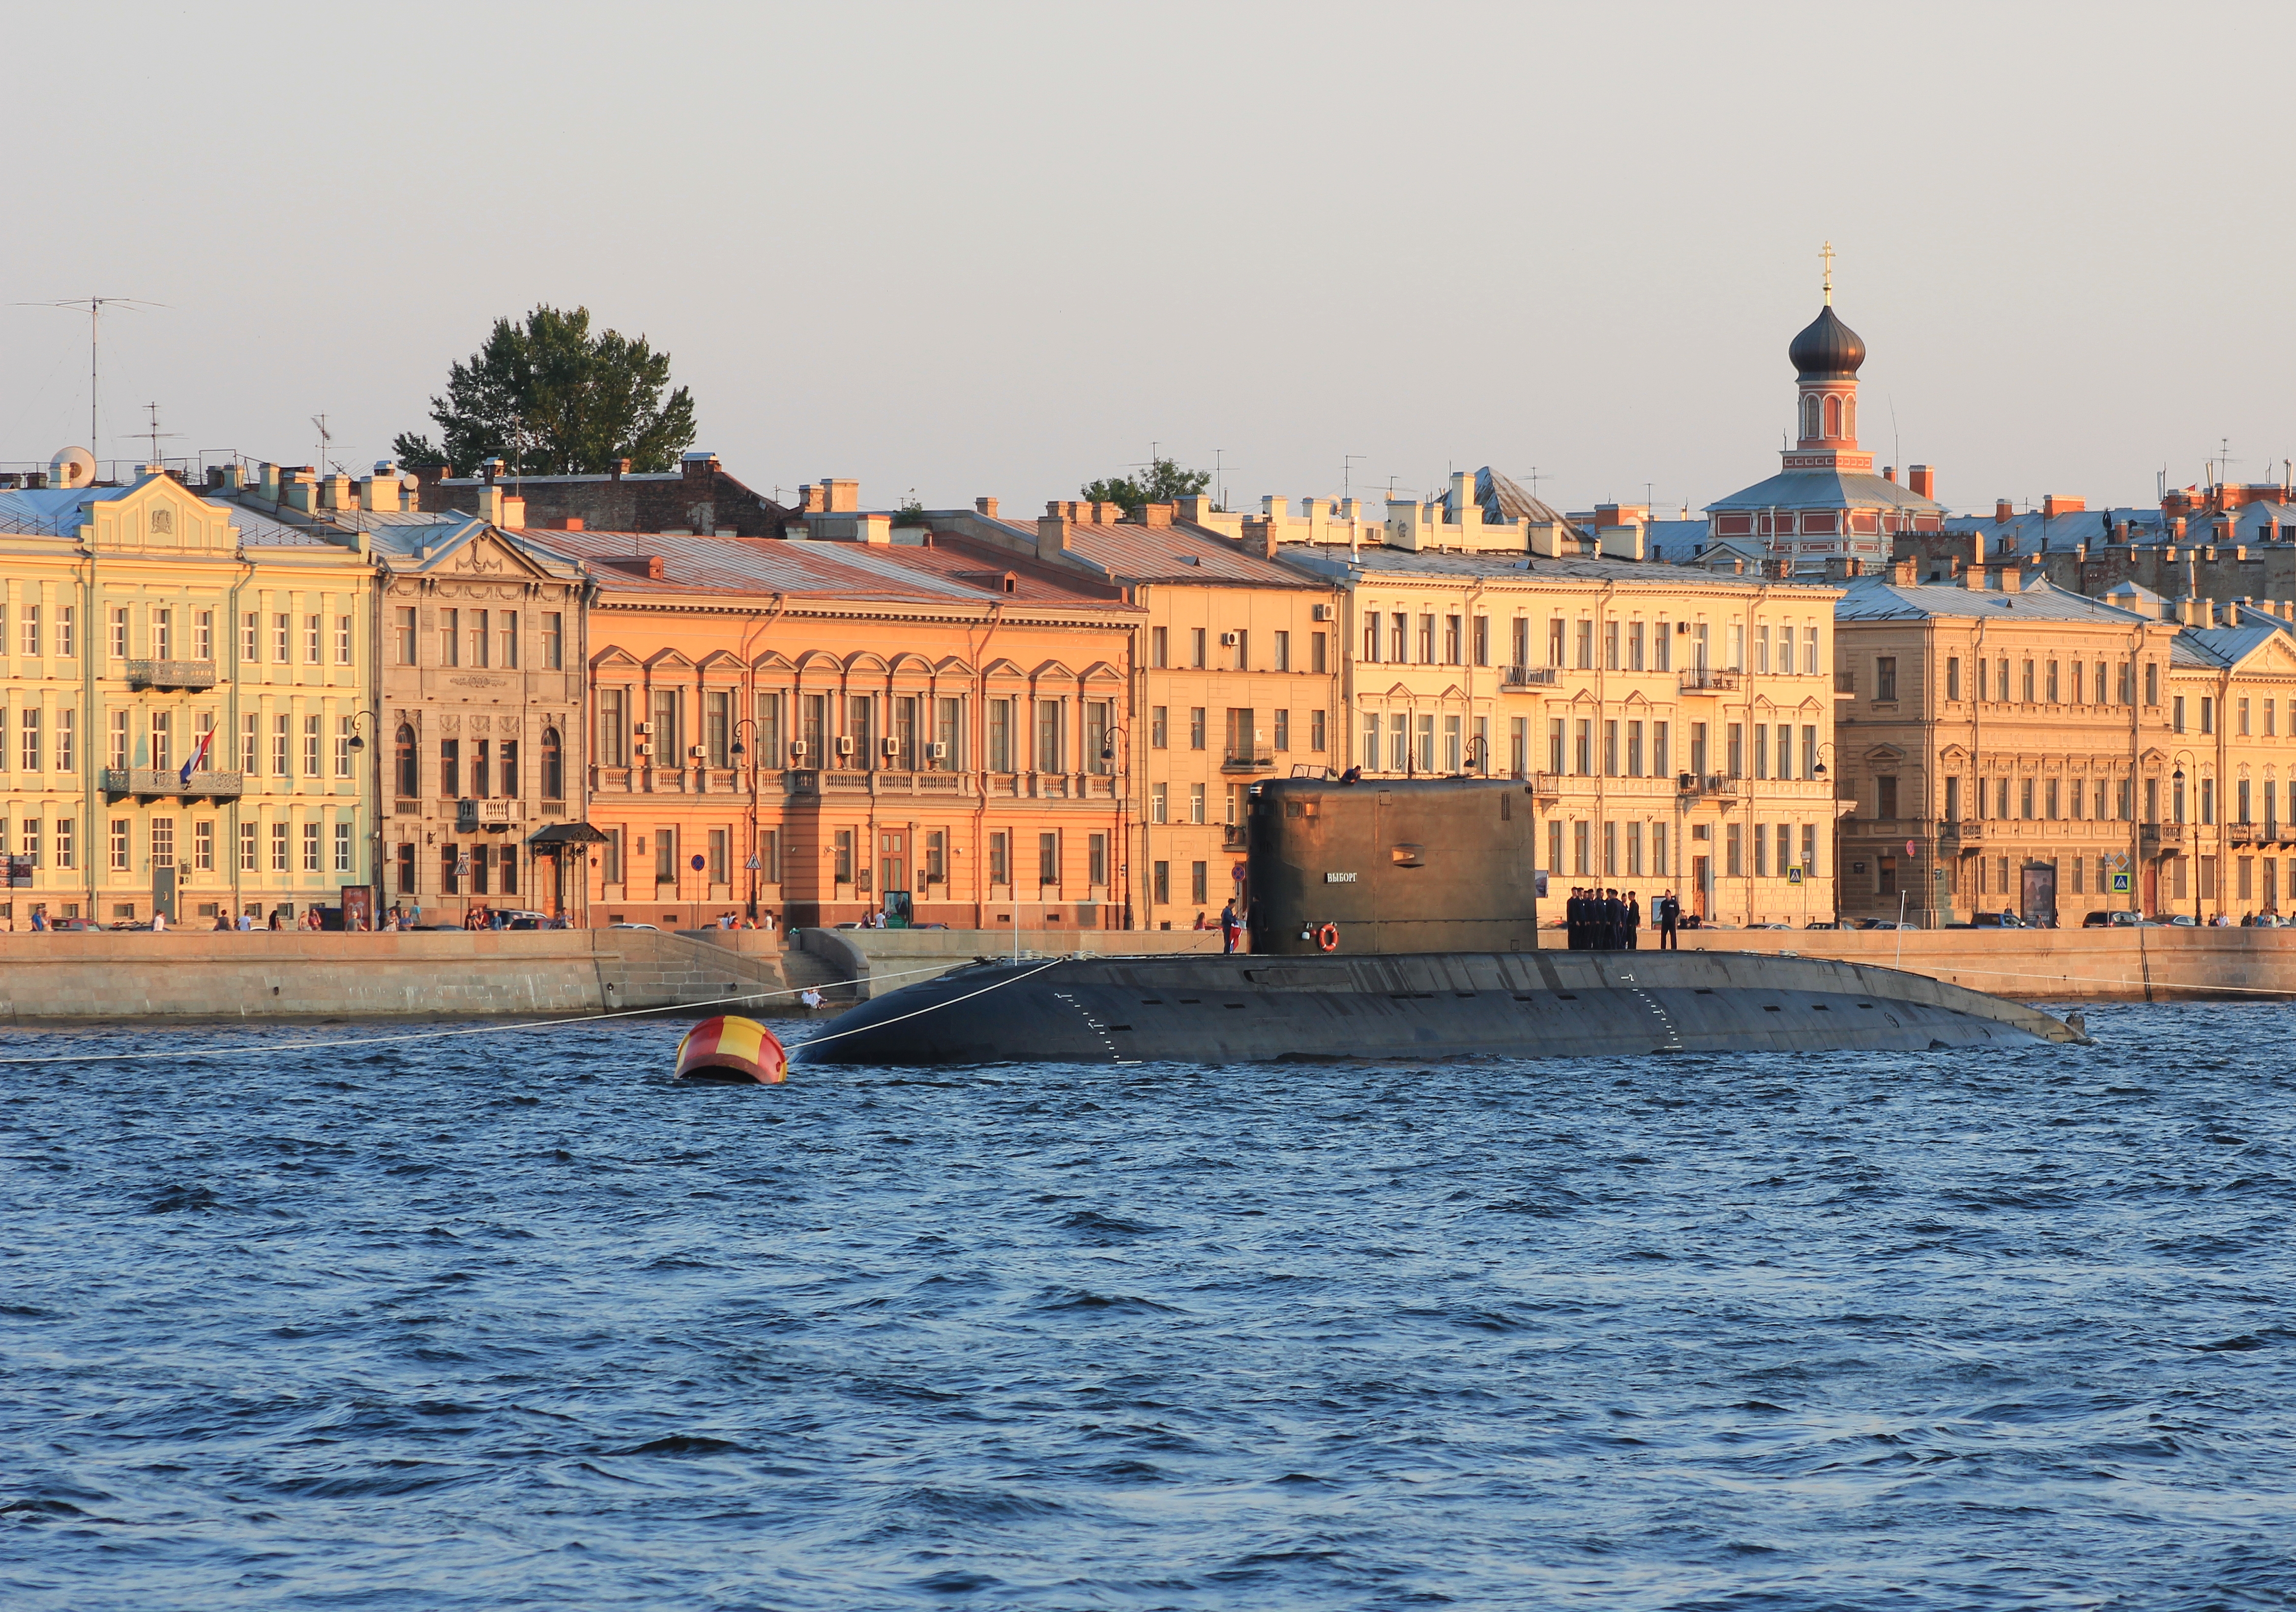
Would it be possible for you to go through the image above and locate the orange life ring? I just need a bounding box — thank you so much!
[1315,922,1340,953]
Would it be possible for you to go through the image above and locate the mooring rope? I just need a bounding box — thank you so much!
[0,957,1024,1066]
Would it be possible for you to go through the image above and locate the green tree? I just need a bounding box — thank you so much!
[1080,455,1213,511]
[392,305,697,475]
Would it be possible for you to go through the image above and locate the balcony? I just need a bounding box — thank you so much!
[1938,819,1986,848]
[102,768,243,801]
[1221,749,1276,773]
[2141,821,2188,852]
[1678,669,1740,694]
[1528,771,1562,802]
[1222,824,1248,848]
[1675,772,1740,801]
[1501,665,1559,689]
[125,659,217,691]
[2231,822,2260,846]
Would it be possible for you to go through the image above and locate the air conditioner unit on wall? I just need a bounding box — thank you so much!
[929,741,948,760]
[633,742,653,757]
[882,736,901,756]
[633,721,653,735]
[835,735,855,756]
[1220,632,1240,646]
[1312,604,1333,622]
[688,745,707,760]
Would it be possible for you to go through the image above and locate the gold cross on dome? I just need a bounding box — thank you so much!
[1821,241,1835,305]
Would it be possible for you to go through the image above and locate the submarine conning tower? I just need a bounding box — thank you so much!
[1247,776,1539,955]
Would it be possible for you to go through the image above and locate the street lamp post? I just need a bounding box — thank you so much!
[730,716,760,920]
[2172,749,2200,924]
[1810,741,1844,926]
[1099,725,1131,930]
[344,710,380,929]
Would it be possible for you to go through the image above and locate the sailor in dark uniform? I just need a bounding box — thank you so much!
[1602,888,1624,950]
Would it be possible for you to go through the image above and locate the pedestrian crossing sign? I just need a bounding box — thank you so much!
[1787,866,1804,885]
[2110,869,2132,894]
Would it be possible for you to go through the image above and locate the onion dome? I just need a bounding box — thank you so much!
[1789,304,1866,379]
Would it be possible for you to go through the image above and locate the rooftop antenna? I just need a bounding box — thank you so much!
[1889,393,1900,475]
[139,402,180,468]
[9,295,169,459]
[311,414,337,477]
[1213,448,1225,511]
[1342,452,1363,504]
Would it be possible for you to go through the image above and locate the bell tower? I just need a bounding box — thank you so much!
[1783,242,1873,474]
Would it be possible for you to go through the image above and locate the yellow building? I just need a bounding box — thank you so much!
[0,467,373,926]
[1275,509,1844,927]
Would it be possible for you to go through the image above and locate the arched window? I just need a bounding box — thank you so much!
[393,723,418,798]
[1823,394,1842,439]
[541,726,563,801]
[1800,394,1820,441]
[1843,396,1855,440]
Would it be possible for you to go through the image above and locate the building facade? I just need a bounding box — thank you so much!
[523,526,1143,929]
[0,469,374,926]
[1279,540,1846,927]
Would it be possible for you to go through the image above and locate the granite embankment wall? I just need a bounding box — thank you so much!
[816,925,2296,1004]
[0,930,798,1020]
[1662,927,2296,1002]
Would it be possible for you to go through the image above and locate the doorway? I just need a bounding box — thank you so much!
[1692,855,1710,919]
[880,830,906,909]
[2021,860,2057,928]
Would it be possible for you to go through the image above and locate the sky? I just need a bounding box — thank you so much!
[7,0,2295,519]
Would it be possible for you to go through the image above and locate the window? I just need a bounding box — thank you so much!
[2146,662,2159,706]
[19,603,37,658]
[1392,613,1408,662]
[150,817,175,870]
[1191,627,1207,668]
[1272,629,1291,673]
[1086,701,1113,774]
[1575,619,1593,670]
[1726,822,1743,877]
[304,615,321,663]
[1151,626,1168,668]
[240,822,257,871]
[1274,709,1291,752]
[1153,860,1169,905]
[335,615,353,665]
[706,689,731,767]
[1191,860,1208,905]
[112,608,130,660]
[1089,832,1109,887]
[2021,658,2035,703]
[1755,625,1770,675]
[651,688,681,758]
[2241,698,2253,736]
[1472,616,1489,667]
[1446,616,1463,665]
[987,698,1013,773]
[1876,657,1898,701]
[241,611,258,662]
[541,728,563,800]
[274,614,291,663]
[598,689,627,768]
[58,606,74,658]
[302,821,321,872]
[543,612,563,670]
[1878,776,1899,819]
[1754,821,1768,877]
[1190,783,1207,824]
[149,711,171,773]
[661,827,683,884]
[1152,782,1168,824]
[1034,699,1063,773]
[1311,709,1325,752]
[500,738,518,797]
[2174,695,2186,733]
[394,724,418,797]
[1752,724,1768,779]
[333,821,353,874]
[1190,707,1207,750]
[1419,615,1436,663]
[1038,832,1060,886]
[303,715,321,777]
[1446,715,1463,773]
[472,739,491,798]
[440,608,459,667]
[2202,696,2214,736]
[441,738,460,797]
[497,611,518,669]
[335,716,353,778]
[988,832,1008,887]
[1727,722,1744,778]
[709,827,730,885]
[110,818,130,871]
[469,610,489,668]
[1947,656,1961,700]
[19,709,37,772]
[271,821,290,872]
[765,828,786,884]
[1311,631,1327,674]
[1150,706,1168,748]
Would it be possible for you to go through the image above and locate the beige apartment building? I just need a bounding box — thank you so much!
[1827,568,2296,925]
[1279,504,1845,927]
[928,498,1344,928]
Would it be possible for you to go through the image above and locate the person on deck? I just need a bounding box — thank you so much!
[1625,891,1641,950]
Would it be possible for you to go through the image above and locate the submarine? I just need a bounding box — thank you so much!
[796,777,2082,1065]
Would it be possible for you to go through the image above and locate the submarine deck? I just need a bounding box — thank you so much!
[796,948,2081,1066]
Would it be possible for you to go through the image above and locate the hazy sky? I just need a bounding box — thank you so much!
[9,1,2294,519]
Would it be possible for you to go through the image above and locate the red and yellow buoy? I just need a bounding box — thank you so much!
[674,1015,788,1083]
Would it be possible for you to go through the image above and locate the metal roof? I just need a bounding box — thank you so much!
[1707,468,1944,514]
[977,516,1325,588]
[1281,544,1837,596]
[1833,574,2154,624]
[521,529,1138,612]
[1474,467,1582,533]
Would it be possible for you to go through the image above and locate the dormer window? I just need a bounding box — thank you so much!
[1003,573,1017,594]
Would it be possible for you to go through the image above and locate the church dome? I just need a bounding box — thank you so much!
[1789,304,1866,378]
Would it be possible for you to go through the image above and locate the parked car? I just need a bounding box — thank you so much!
[608,922,659,930]
[1854,917,1916,930]
[497,910,552,930]
[2162,913,2198,926]
[1803,919,1845,929]
[2083,910,2144,928]
[1965,911,2028,928]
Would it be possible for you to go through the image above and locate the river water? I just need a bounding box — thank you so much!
[2,1003,2291,1609]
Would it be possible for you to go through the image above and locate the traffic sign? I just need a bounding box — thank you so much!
[690,854,706,871]
[2110,869,2132,894]
[1787,866,1804,885]
[1905,839,1918,857]
[744,856,760,870]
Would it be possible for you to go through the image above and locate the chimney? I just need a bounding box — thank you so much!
[1036,511,1071,563]
[480,457,505,485]
[500,494,526,528]
[974,496,1000,520]
[681,450,719,483]
[258,462,281,501]
[610,458,631,481]
[1089,501,1122,524]
[1890,557,1918,584]
[800,484,826,514]
[559,516,584,531]
[283,468,317,513]
[1907,464,1935,501]
[1449,470,1474,522]
[1256,522,1279,561]
[1135,502,1175,528]
[1882,465,1897,483]
[473,484,504,524]
[1995,498,2014,522]
[319,473,357,511]
[1997,566,2022,594]
[822,478,859,513]
[2041,494,2087,518]
[854,512,891,545]
[1964,564,1988,590]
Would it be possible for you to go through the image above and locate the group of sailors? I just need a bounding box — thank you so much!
[1563,887,1685,951]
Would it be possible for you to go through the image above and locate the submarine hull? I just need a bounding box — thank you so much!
[795,949,2081,1066]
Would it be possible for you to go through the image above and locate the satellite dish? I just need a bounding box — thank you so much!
[50,446,97,488]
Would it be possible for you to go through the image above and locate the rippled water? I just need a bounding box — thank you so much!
[2,1002,2293,1609]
